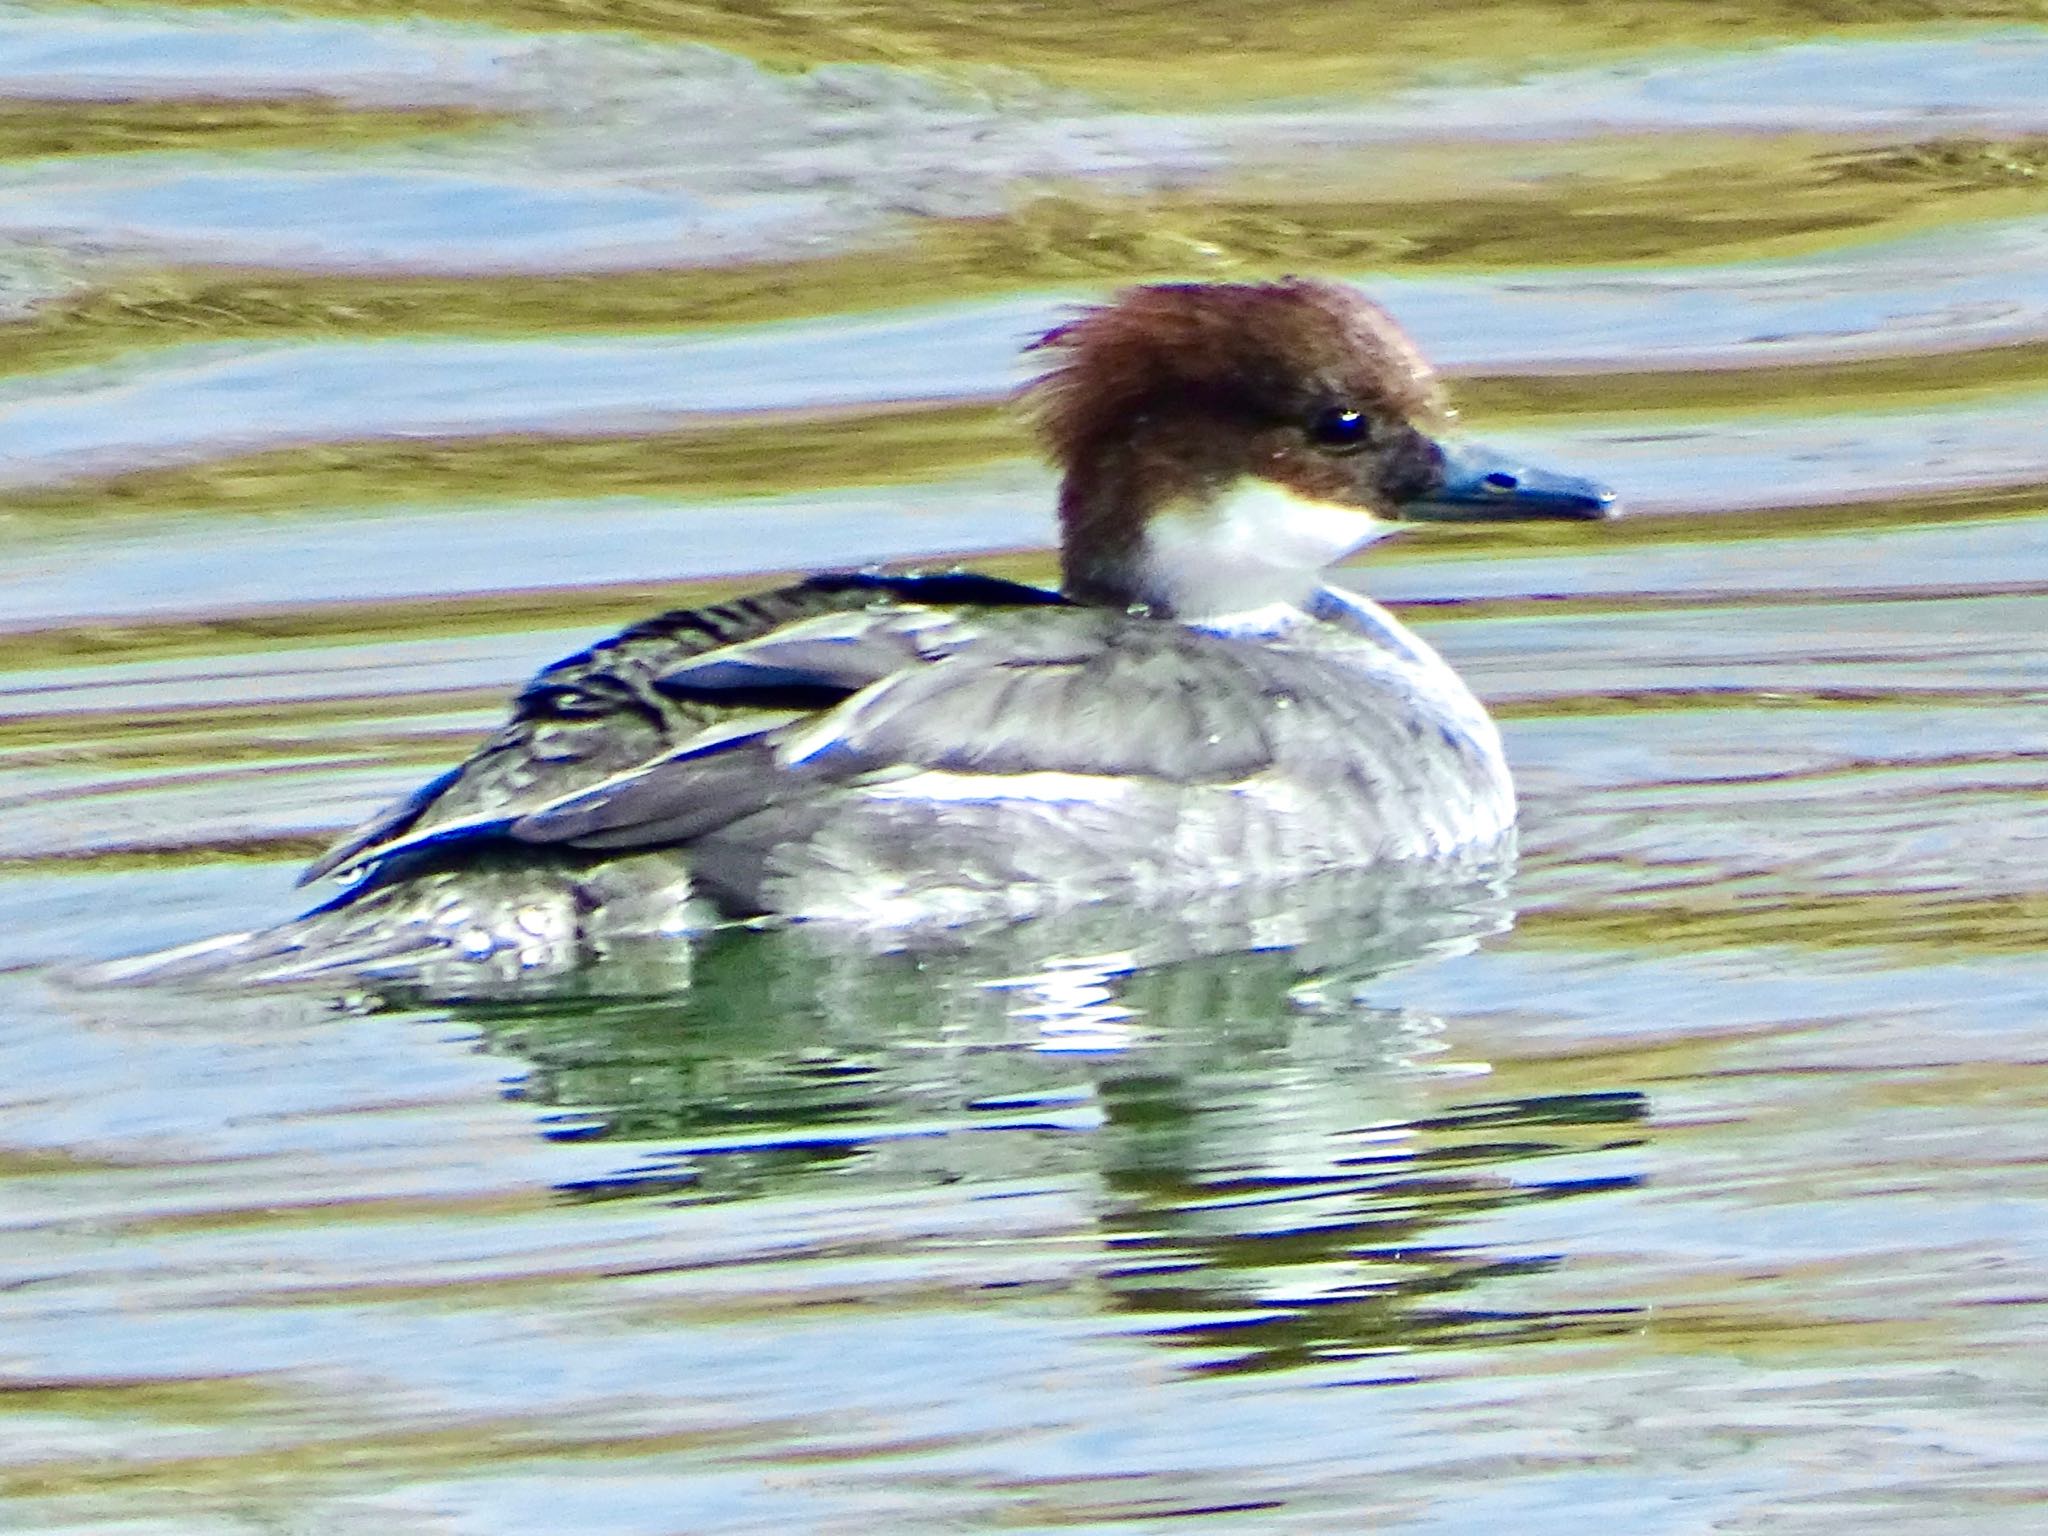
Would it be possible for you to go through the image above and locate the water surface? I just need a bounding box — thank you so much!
[2,4,2045,1532]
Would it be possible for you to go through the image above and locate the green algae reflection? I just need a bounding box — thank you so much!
[151,1,2048,107]
[0,97,506,160]
[4,128,2046,384]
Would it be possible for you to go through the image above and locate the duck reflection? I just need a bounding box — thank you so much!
[452,861,1647,1371]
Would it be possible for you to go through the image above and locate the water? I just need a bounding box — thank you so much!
[3,4,2046,1531]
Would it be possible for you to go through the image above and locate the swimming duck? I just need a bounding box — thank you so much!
[113,279,1613,987]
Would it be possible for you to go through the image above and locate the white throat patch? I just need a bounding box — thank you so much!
[1141,479,1390,619]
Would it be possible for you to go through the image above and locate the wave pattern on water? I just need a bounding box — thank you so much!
[2,5,2046,1534]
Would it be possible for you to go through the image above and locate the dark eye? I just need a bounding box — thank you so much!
[1310,406,1371,452]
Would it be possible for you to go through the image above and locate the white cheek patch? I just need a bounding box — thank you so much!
[1142,479,1391,618]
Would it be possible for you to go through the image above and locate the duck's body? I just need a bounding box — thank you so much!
[306,569,1511,929]
[102,280,1613,990]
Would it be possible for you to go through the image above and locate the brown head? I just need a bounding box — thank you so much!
[1026,279,1612,618]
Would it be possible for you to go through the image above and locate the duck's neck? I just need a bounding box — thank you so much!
[1060,462,1391,622]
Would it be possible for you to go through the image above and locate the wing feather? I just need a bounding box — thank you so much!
[304,574,1310,884]
[808,627,1276,782]
[509,622,1284,856]
[301,573,1064,889]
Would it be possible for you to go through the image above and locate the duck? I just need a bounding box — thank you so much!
[103,278,1614,990]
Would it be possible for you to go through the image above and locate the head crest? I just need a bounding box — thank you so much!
[1025,279,1443,463]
